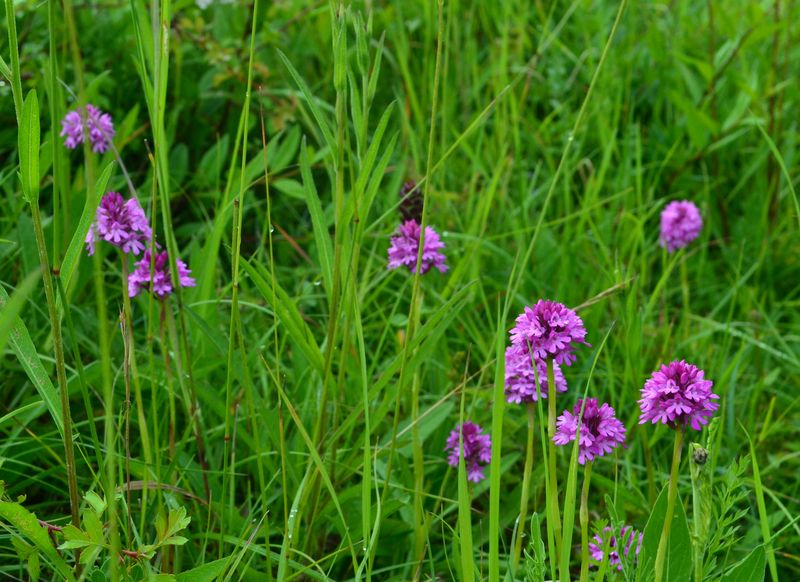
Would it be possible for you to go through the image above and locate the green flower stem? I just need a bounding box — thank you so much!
[580,461,594,582]
[690,444,710,582]
[29,203,80,529]
[655,428,685,582]
[547,358,563,560]
[512,402,537,572]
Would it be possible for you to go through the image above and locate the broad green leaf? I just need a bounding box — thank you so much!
[299,139,333,299]
[174,558,227,582]
[84,491,107,516]
[18,90,40,203]
[0,285,63,437]
[156,506,191,543]
[639,485,693,581]
[60,160,115,287]
[0,269,41,357]
[83,510,104,544]
[0,501,74,580]
[723,545,766,582]
[28,551,40,582]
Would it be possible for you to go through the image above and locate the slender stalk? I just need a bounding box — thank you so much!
[259,101,288,537]
[121,257,134,543]
[91,238,118,581]
[580,462,594,582]
[512,403,536,572]
[159,302,177,460]
[690,444,708,582]
[532,351,556,582]
[547,358,563,559]
[373,0,445,571]
[655,428,685,582]
[313,2,348,449]
[29,204,80,530]
[56,276,103,472]
[411,351,425,562]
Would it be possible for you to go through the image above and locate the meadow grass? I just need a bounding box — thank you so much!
[1,0,799,580]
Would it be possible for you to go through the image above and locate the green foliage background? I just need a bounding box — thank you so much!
[1,0,798,579]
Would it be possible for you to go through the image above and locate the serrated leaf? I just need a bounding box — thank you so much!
[61,524,89,542]
[18,90,40,203]
[58,539,95,550]
[83,509,104,544]
[161,535,188,547]
[156,506,191,543]
[0,501,74,580]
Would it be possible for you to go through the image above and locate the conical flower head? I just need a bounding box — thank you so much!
[128,249,196,298]
[659,200,702,252]
[398,180,423,223]
[85,192,152,256]
[60,104,115,154]
[638,359,719,430]
[504,345,568,404]
[445,421,491,483]
[589,525,643,571]
[509,300,589,366]
[553,398,626,464]
[387,219,448,274]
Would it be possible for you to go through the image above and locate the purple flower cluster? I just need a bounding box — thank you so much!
[509,300,590,367]
[60,104,115,154]
[128,250,196,298]
[445,421,491,483]
[659,200,703,253]
[387,219,448,274]
[638,360,719,430]
[86,192,151,256]
[504,344,567,404]
[589,525,643,571]
[553,398,626,464]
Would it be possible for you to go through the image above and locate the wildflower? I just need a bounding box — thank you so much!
[638,360,719,430]
[445,421,491,483]
[387,219,448,274]
[659,200,702,253]
[589,525,643,571]
[553,398,626,464]
[128,249,196,298]
[398,180,423,223]
[60,104,115,153]
[509,300,589,366]
[85,192,152,256]
[504,345,567,404]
